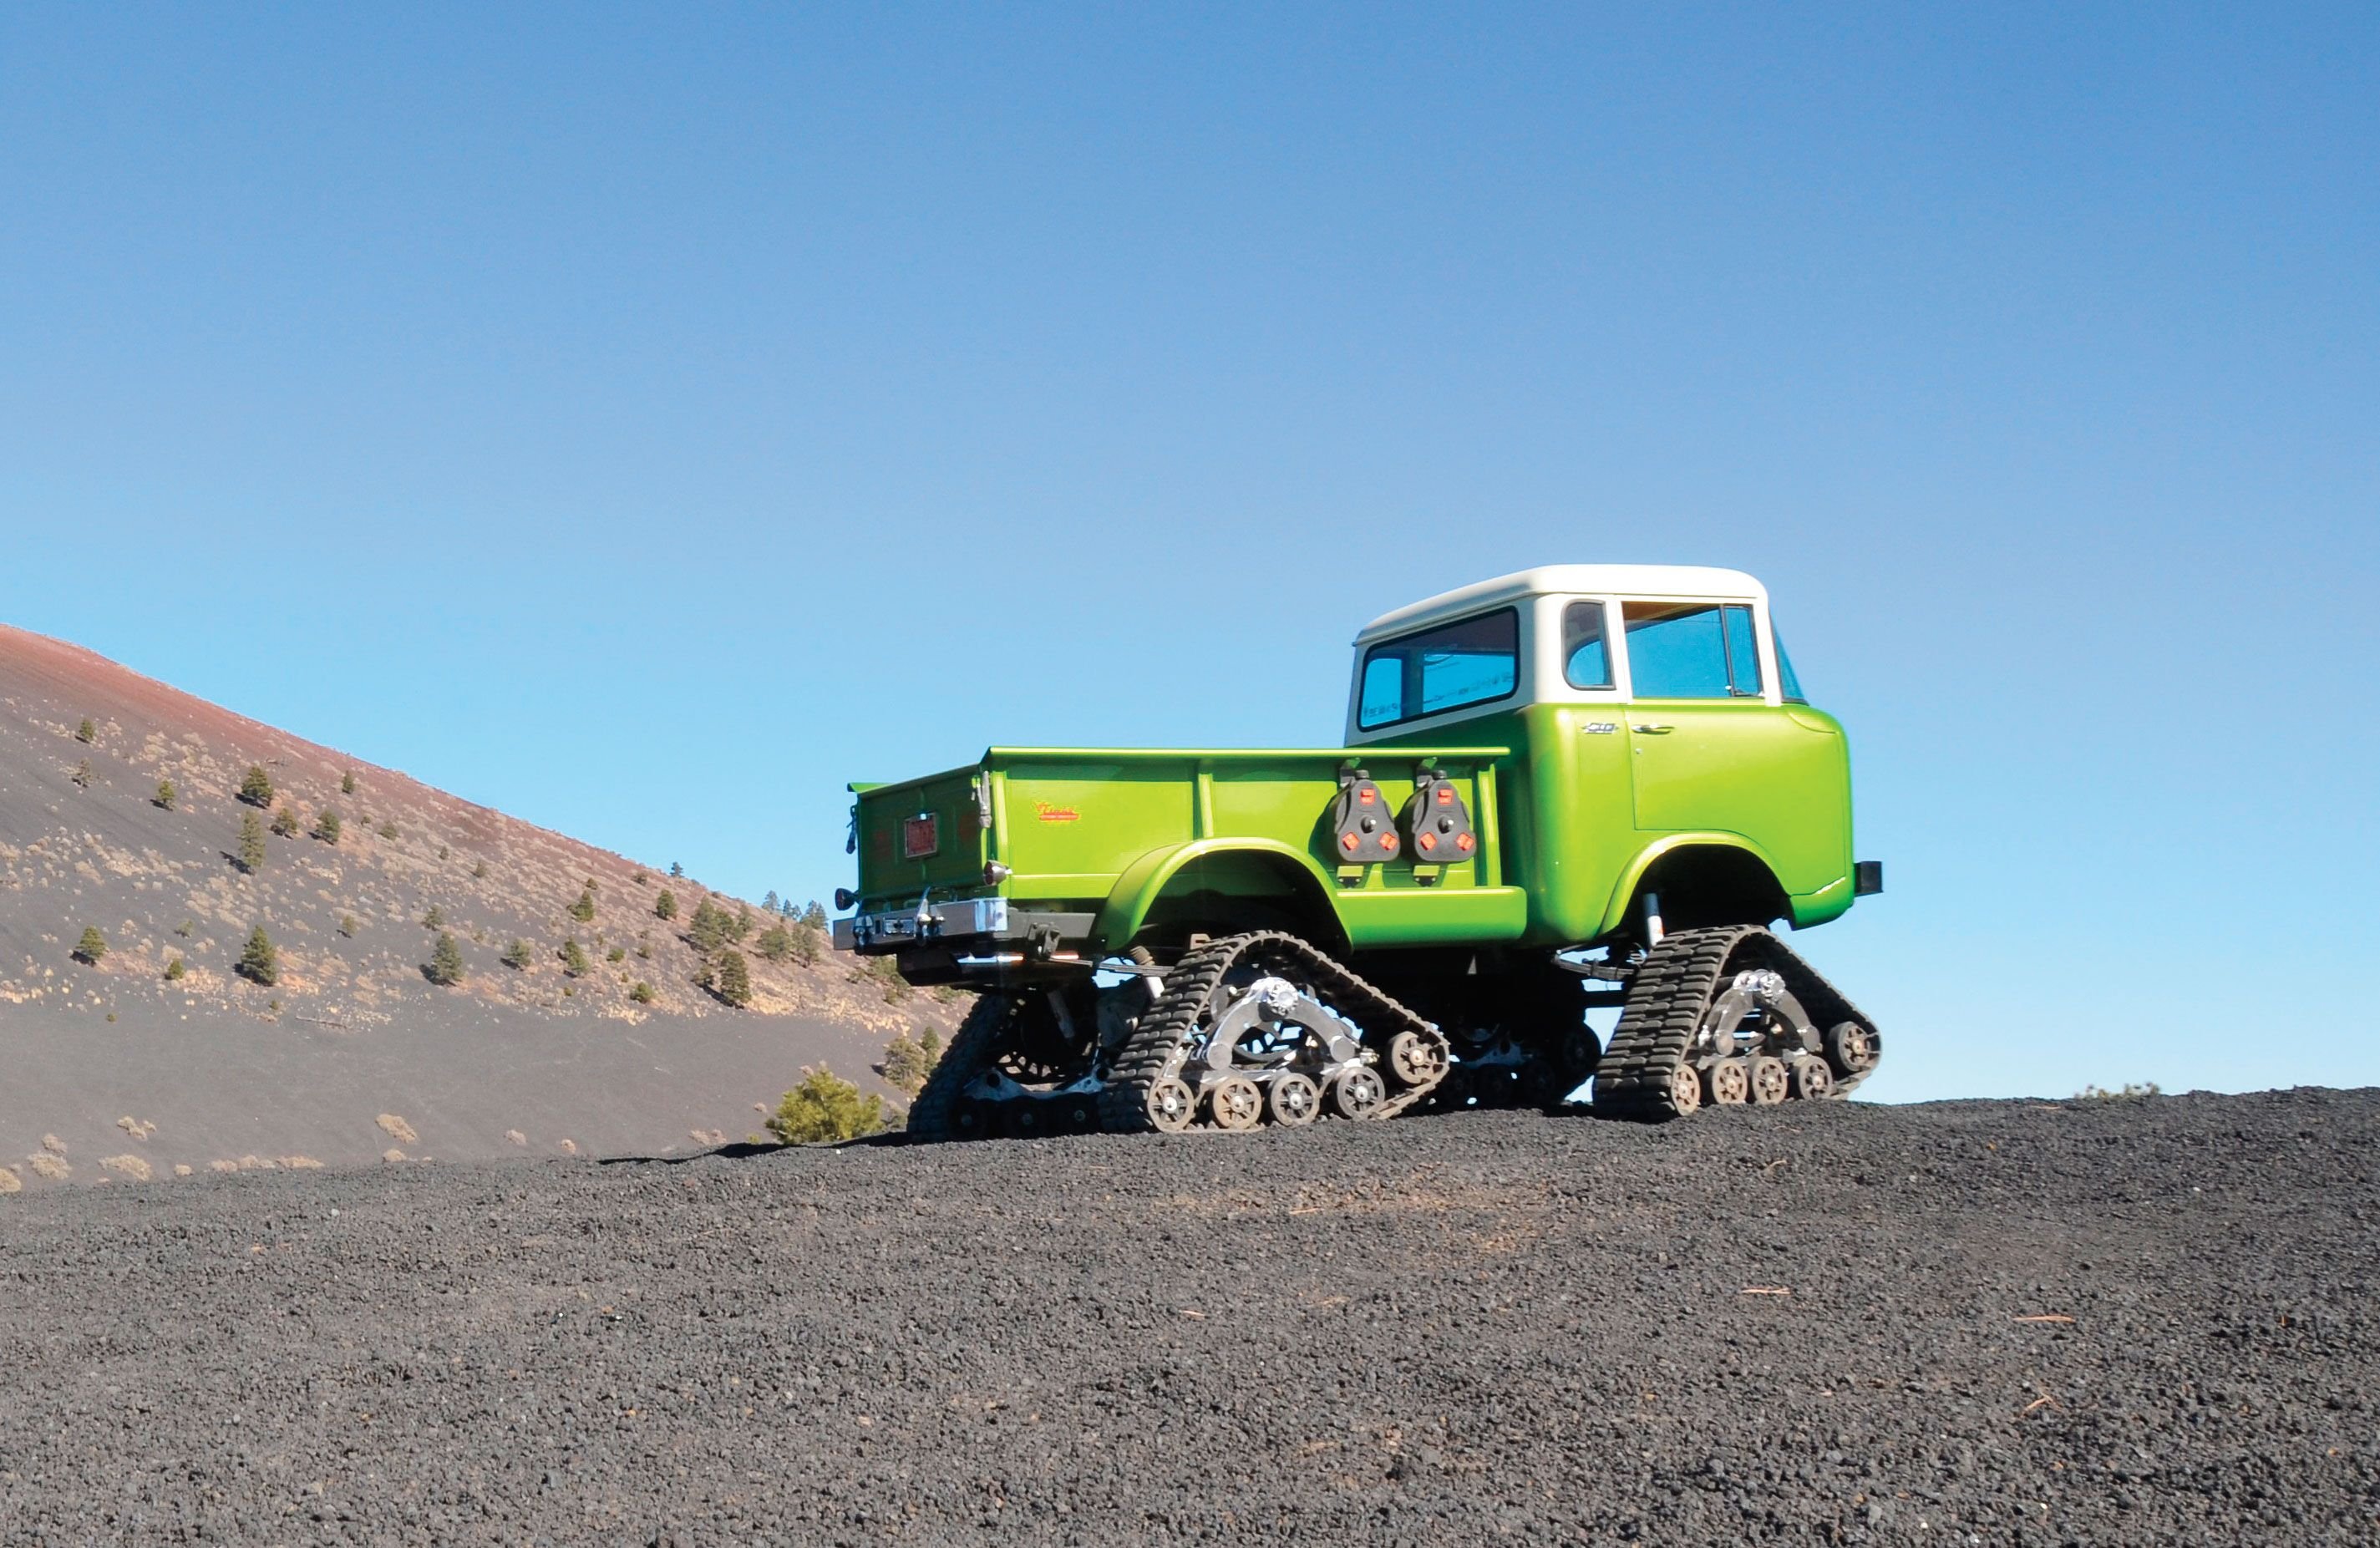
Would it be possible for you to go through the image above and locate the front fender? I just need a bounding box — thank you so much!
[1597,832,1791,937]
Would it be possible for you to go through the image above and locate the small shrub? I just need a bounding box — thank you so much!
[629,980,655,1004]
[71,759,92,789]
[472,859,488,879]
[606,945,625,963]
[558,937,591,977]
[880,1028,946,1096]
[755,922,794,962]
[237,926,279,985]
[635,939,651,959]
[422,905,444,929]
[239,764,274,806]
[653,889,678,921]
[766,1066,886,1144]
[341,769,357,795]
[75,717,96,744]
[790,922,825,967]
[74,926,108,964]
[236,810,267,872]
[568,888,596,923]
[437,844,449,860]
[312,808,342,844]
[270,804,301,837]
[712,947,753,1008]
[2075,1082,2163,1101]
[175,918,194,937]
[424,931,465,987]
[337,914,358,937]
[853,952,913,1002]
[164,955,185,981]
[378,820,398,840]
[633,870,650,886]
[500,938,532,969]
[154,779,177,810]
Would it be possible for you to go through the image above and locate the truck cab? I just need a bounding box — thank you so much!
[1346,565,1868,941]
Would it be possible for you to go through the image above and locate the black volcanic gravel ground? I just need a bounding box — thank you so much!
[3,1089,2377,1546]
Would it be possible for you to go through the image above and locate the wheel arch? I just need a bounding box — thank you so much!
[1600,835,1793,938]
[1098,839,1350,957]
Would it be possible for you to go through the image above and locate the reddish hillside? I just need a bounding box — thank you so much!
[0,623,951,1185]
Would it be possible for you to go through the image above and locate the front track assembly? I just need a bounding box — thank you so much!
[1591,926,1881,1120]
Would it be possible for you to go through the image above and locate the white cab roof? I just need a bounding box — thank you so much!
[1353,565,1769,644]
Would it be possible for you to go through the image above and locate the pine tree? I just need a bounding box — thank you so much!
[236,926,279,985]
[270,804,301,837]
[425,931,465,987]
[669,860,683,878]
[341,769,357,795]
[164,955,185,981]
[755,922,794,962]
[239,764,274,806]
[687,898,730,953]
[500,938,532,969]
[312,808,342,844]
[801,901,828,930]
[728,904,752,944]
[654,889,678,921]
[74,717,95,744]
[763,889,779,914]
[154,779,176,810]
[237,810,267,872]
[568,888,596,923]
[73,926,108,963]
[713,947,752,1008]
[422,905,444,929]
[558,937,591,977]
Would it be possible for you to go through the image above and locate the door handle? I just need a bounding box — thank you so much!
[1632,723,1674,734]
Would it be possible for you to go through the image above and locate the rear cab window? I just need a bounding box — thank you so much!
[1357,607,1520,730]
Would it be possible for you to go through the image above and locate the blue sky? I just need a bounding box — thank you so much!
[3,6,2373,1100]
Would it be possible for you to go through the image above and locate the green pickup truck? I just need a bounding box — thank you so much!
[835,565,1882,1137]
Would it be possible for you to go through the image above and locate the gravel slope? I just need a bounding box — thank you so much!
[3,1089,2376,1545]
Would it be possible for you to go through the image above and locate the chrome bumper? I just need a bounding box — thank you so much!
[834,896,1012,952]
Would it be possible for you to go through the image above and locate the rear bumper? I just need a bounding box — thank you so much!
[835,898,1097,956]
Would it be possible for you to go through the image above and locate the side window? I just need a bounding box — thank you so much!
[1622,601,1765,698]
[1561,601,1613,689]
[1721,604,1763,697]
[1356,608,1520,729]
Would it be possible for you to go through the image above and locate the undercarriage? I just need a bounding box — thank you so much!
[902,924,1880,1141]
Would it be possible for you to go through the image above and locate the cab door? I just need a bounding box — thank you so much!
[1621,601,1847,897]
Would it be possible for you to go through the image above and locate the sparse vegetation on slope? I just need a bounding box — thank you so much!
[74,926,108,964]
[236,926,278,986]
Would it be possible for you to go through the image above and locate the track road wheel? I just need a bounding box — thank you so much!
[1704,1060,1749,1106]
[1143,1079,1197,1134]
[1388,1030,1448,1088]
[1327,1067,1386,1120]
[1790,1058,1834,1101]
[1207,1077,1263,1132]
[1266,1073,1320,1128]
[1666,1062,1703,1116]
[953,1101,992,1140]
[1748,1057,1789,1105]
[1824,1021,1878,1078]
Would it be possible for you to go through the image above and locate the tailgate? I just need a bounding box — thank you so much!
[853,762,991,904]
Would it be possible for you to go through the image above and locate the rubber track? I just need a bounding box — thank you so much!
[1099,931,1451,1134]
[906,992,1023,1142]
[1592,926,1882,1120]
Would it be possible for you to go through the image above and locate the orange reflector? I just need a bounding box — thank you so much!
[1358,788,1375,804]
[1437,786,1454,804]
[1381,834,1398,853]
[1418,831,1436,852]
[1456,833,1474,853]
